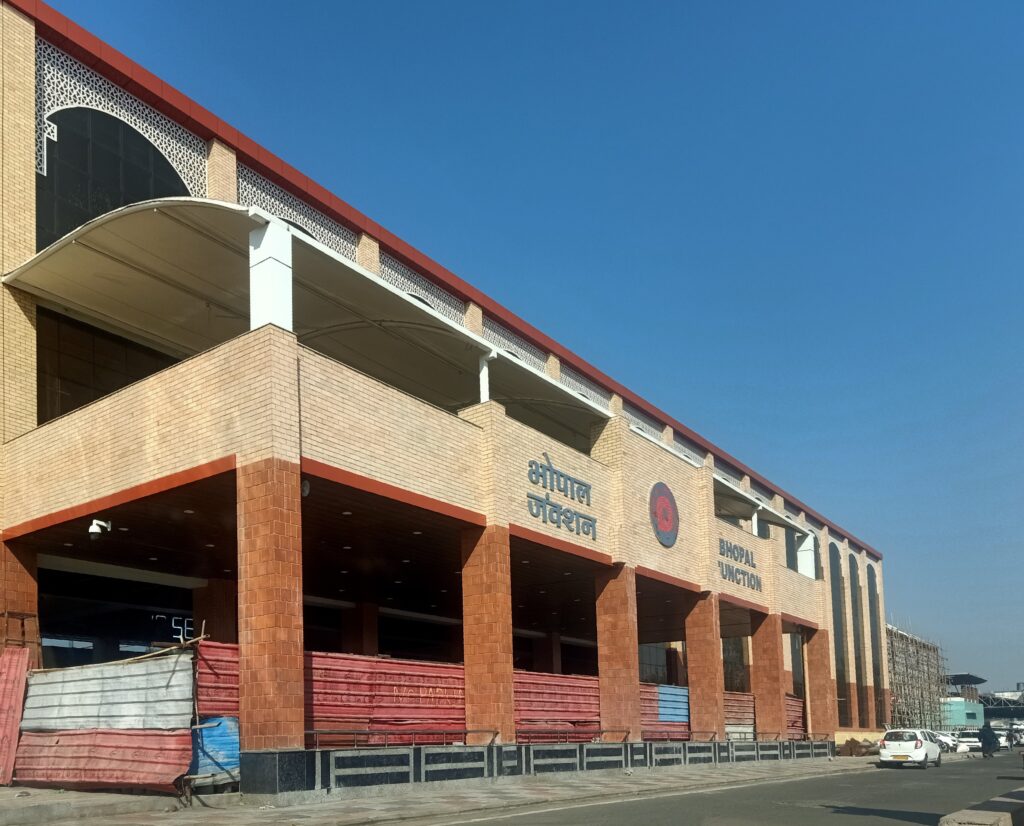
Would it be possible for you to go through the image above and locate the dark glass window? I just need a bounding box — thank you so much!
[37,307,178,425]
[37,107,188,250]
[849,554,868,728]
[829,542,851,727]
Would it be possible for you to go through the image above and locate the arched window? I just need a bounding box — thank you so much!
[829,542,851,726]
[848,554,868,728]
[867,565,886,726]
[36,107,188,250]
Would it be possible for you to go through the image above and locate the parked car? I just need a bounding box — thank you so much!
[878,729,942,768]
[957,730,982,751]
[993,729,1010,750]
[932,731,957,752]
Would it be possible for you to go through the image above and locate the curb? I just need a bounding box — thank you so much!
[0,795,181,826]
[288,760,881,826]
[939,786,1024,826]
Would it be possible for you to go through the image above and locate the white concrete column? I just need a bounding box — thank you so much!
[479,354,492,403]
[249,220,293,331]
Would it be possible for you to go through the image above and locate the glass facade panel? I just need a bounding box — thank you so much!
[36,107,188,250]
[37,308,177,424]
[829,542,851,726]
[849,554,868,728]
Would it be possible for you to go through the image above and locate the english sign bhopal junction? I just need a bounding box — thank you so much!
[0,0,886,798]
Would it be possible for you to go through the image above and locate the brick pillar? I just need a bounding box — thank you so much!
[863,684,877,730]
[684,593,725,740]
[750,612,787,739]
[461,525,515,744]
[0,542,38,667]
[594,563,641,741]
[804,628,837,738]
[532,633,561,674]
[193,578,238,643]
[237,458,304,751]
[342,603,378,655]
[846,678,860,732]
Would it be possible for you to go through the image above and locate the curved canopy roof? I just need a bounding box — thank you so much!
[4,197,607,446]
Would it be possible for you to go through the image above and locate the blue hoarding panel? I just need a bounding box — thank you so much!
[190,716,239,783]
[658,686,690,723]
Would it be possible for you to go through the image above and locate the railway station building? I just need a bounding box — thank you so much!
[0,0,890,776]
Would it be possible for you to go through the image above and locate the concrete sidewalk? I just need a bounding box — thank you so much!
[70,756,892,826]
[4,753,985,826]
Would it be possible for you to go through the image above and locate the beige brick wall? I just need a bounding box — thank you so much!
[774,565,822,622]
[356,233,380,274]
[299,346,483,513]
[713,517,775,606]
[205,139,237,203]
[598,419,707,584]
[461,400,611,553]
[2,325,299,528]
[1,5,38,451]
[1,2,35,274]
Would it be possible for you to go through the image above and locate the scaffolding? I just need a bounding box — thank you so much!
[886,624,946,730]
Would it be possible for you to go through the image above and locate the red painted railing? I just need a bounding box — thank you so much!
[785,694,807,740]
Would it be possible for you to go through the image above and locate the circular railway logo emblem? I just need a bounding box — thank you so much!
[649,482,679,548]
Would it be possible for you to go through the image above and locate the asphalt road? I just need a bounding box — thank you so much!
[425,754,1024,826]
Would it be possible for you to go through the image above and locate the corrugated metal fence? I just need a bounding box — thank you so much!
[641,683,690,740]
[785,694,807,740]
[14,650,194,792]
[0,648,29,785]
[513,670,600,742]
[21,651,193,730]
[724,691,756,740]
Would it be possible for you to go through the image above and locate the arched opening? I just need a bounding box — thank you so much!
[37,107,189,250]
[848,554,868,728]
[829,542,851,727]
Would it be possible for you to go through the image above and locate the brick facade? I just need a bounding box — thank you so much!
[594,563,642,741]
[684,593,726,739]
[460,525,515,744]
[749,612,787,738]
[0,0,893,749]
[0,540,38,666]
[237,457,305,751]
[805,628,837,737]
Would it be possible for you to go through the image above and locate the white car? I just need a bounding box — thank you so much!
[957,730,982,751]
[931,731,957,752]
[879,729,942,768]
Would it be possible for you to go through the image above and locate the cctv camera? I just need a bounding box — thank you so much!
[89,519,112,540]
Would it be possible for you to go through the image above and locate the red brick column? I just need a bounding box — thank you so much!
[750,612,787,739]
[595,564,642,742]
[342,603,378,655]
[193,578,238,643]
[461,525,515,744]
[684,593,725,740]
[237,458,304,751]
[846,681,860,732]
[863,684,877,730]
[1,542,38,667]
[878,688,891,729]
[804,628,837,738]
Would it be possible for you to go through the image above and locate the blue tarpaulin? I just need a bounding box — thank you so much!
[189,716,239,786]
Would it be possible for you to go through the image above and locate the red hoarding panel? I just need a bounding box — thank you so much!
[785,694,807,739]
[306,651,465,745]
[513,671,600,742]
[724,691,756,726]
[195,642,239,717]
[639,682,690,741]
[0,648,29,785]
[15,729,191,792]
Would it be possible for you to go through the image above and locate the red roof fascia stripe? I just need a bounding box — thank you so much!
[8,0,881,562]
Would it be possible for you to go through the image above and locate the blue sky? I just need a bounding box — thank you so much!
[50,1,1023,689]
